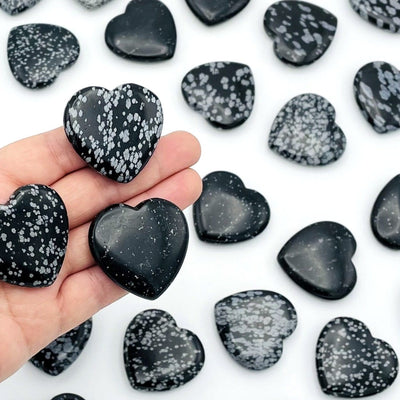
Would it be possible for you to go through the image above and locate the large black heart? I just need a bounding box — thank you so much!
[185,0,250,26]
[105,0,176,61]
[264,1,337,66]
[0,185,69,288]
[215,290,297,370]
[89,199,189,299]
[316,317,399,397]
[371,174,400,249]
[30,319,92,376]
[193,171,270,243]
[278,221,357,300]
[0,0,41,14]
[269,93,346,166]
[350,0,400,32]
[354,61,400,134]
[182,62,255,129]
[7,24,80,89]
[124,309,205,391]
[64,83,163,183]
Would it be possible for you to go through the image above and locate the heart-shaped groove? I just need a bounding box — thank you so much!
[0,184,69,288]
[193,171,270,243]
[349,0,400,32]
[354,61,400,134]
[215,290,297,370]
[124,309,205,391]
[316,317,399,397]
[7,24,80,89]
[78,0,112,9]
[89,199,189,300]
[182,61,255,129]
[51,395,85,400]
[185,0,250,26]
[64,83,163,183]
[278,221,357,300]
[30,319,92,376]
[269,93,346,166]
[264,1,337,66]
[0,0,41,14]
[105,0,176,61]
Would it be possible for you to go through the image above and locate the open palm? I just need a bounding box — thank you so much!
[0,128,201,383]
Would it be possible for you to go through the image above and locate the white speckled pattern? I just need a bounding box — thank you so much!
[0,0,40,14]
[78,0,112,9]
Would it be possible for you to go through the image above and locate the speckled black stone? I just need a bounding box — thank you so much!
[350,0,400,32]
[0,0,40,14]
[264,1,337,66]
[0,185,69,288]
[317,317,399,397]
[89,199,189,300]
[78,0,112,8]
[105,0,176,61]
[193,171,270,243]
[52,395,85,400]
[354,61,400,134]
[64,83,163,183]
[185,0,250,25]
[278,222,357,300]
[7,24,80,89]
[30,319,92,376]
[269,93,346,166]
[371,175,400,249]
[215,290,297,370]
[182,62,255,129]
[124,309,205,391]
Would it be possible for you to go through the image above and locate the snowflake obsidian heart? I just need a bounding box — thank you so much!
[64,83,163,183]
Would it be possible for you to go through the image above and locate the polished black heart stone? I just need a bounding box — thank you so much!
[354,61,400,134]
[264,1,337,66]
[350,0,400,32]
[215,290,297,370]
[185,0,250,25]
[8,24,80,89]
[52,395,85,400]
[0,0,40,14]
[30,319,92,376]
[278,222,357,300]
[317,317,399,397]
[124,309,205,391]
[0,185,69,288]
[89,199,189,300]
[105,0,176,61]
[193,171,270,243]
[64,83,163,183]
[371,174,400,249]
[269,93,346,166]
[78,0,112,8]
[182,62,255,129]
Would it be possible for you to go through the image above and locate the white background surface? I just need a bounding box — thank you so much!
[1,0,400,399]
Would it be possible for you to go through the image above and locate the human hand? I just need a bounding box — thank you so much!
[0,128,201,383]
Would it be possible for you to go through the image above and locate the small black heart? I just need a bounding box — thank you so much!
[0,0,41,14]
[193,171,270,243]
[264,1,337,66]
[350,0,400,32]
[371,174,400,249]
[185,0,250,26]
[0,185,69,288]
[182,62,255,129]
[215,290,297,370]
[354,61,400,134]
[64,83,163,183]
[52,395,85,400]
[7,24,80,89]
[78,0,112,8]
[105,0,176,61]
[269,93,346,166]
[30,319,92,376]
[89,199,189,300]
[316,317,399,397]
[278,221,357,300]
[124,309,205,391]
